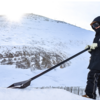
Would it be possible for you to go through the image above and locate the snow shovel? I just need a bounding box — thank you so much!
[7,47,90,89]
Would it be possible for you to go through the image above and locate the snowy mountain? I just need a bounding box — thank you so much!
[0,13,96,100]
[0,13,94,70]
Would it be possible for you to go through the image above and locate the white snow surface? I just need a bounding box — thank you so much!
[0,14,95,100]
[0,65,93,100]
[0,88,90,100]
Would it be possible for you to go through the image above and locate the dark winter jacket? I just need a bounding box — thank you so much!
[88,31,100,70]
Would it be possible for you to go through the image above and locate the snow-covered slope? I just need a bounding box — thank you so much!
[0,14,94,70]
[0,13,95,86]
[0,13,96,100]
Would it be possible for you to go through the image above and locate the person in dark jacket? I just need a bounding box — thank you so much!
[82,16,100,99]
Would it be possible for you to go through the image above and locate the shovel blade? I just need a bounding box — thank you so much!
[7,79,31,89]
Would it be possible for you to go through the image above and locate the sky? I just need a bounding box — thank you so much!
[0,0,100,30]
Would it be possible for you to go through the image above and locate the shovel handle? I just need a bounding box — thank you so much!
[31,47,90,81]
[7,47,90,89]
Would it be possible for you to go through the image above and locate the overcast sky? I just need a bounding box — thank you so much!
[0,0,100,31]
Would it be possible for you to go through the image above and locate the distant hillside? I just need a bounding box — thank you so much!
[0,13,94,71]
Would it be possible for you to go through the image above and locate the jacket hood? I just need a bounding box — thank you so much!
[90,16,100,30]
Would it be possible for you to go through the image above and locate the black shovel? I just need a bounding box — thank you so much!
[7,47,89,89]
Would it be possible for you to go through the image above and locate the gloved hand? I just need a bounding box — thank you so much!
[85,43,98,52]
[90,43,98,50]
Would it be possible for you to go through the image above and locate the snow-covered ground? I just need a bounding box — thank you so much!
[0,87,90,100]
[0,14,96,100]
[0,64,94,100]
